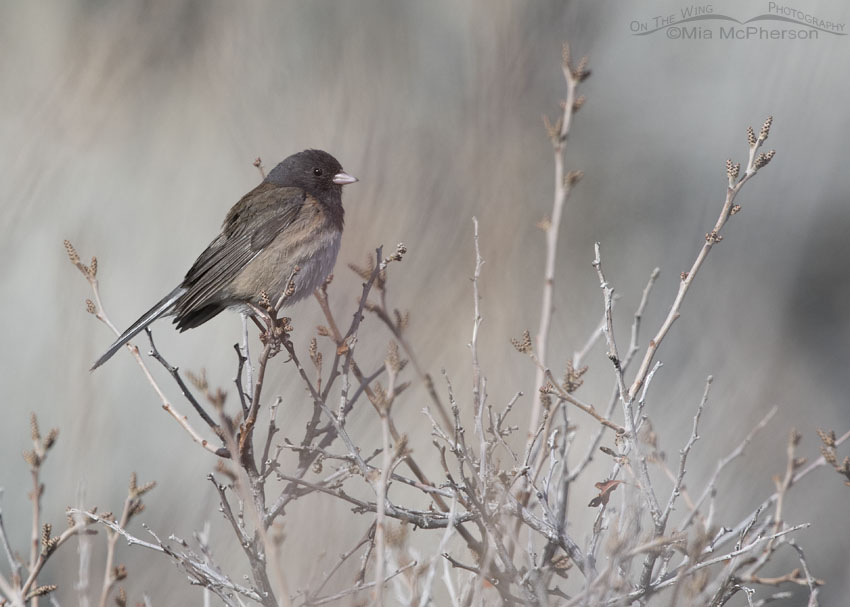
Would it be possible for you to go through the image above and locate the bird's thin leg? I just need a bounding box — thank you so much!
[241,312,254,401]
[250,314,265,331]
[246,303,271,327]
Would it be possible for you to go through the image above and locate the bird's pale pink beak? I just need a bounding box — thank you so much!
[333,171,358,185]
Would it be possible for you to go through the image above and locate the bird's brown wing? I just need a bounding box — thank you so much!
[174,182,307,319]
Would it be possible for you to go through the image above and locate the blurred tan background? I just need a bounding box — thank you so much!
[2,0,849,604]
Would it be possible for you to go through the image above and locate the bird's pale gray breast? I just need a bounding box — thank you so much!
[287,229,341,301]
[227,227,341,305]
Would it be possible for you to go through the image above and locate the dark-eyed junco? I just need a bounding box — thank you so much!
[91,149,357,370]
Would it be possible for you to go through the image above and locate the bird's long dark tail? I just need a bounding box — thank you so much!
[90,287,185,370]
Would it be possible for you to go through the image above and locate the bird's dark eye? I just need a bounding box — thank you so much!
[313,168,323,176]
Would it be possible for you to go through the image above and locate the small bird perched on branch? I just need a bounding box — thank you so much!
[91,149,358,370]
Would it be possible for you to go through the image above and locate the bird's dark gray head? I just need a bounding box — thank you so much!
[266,149,357,196]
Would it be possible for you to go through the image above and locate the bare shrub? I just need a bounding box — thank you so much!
[2,44,846,607]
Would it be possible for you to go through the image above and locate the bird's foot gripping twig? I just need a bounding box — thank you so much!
[249,295,293,359]
[257,316,292,358]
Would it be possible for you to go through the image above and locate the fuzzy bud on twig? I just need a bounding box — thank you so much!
[383,243,407,265]
[44,428,58,450]
[25,585,57,600]
[574,56,590,82]
[573,95,586,112]
[747,126,757,147]
[726,159,740,181]
[511,330,533,354]
[754,150,775,169]
[31,412,40,442]
[64,240,80,265]
[759,116,773,141]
